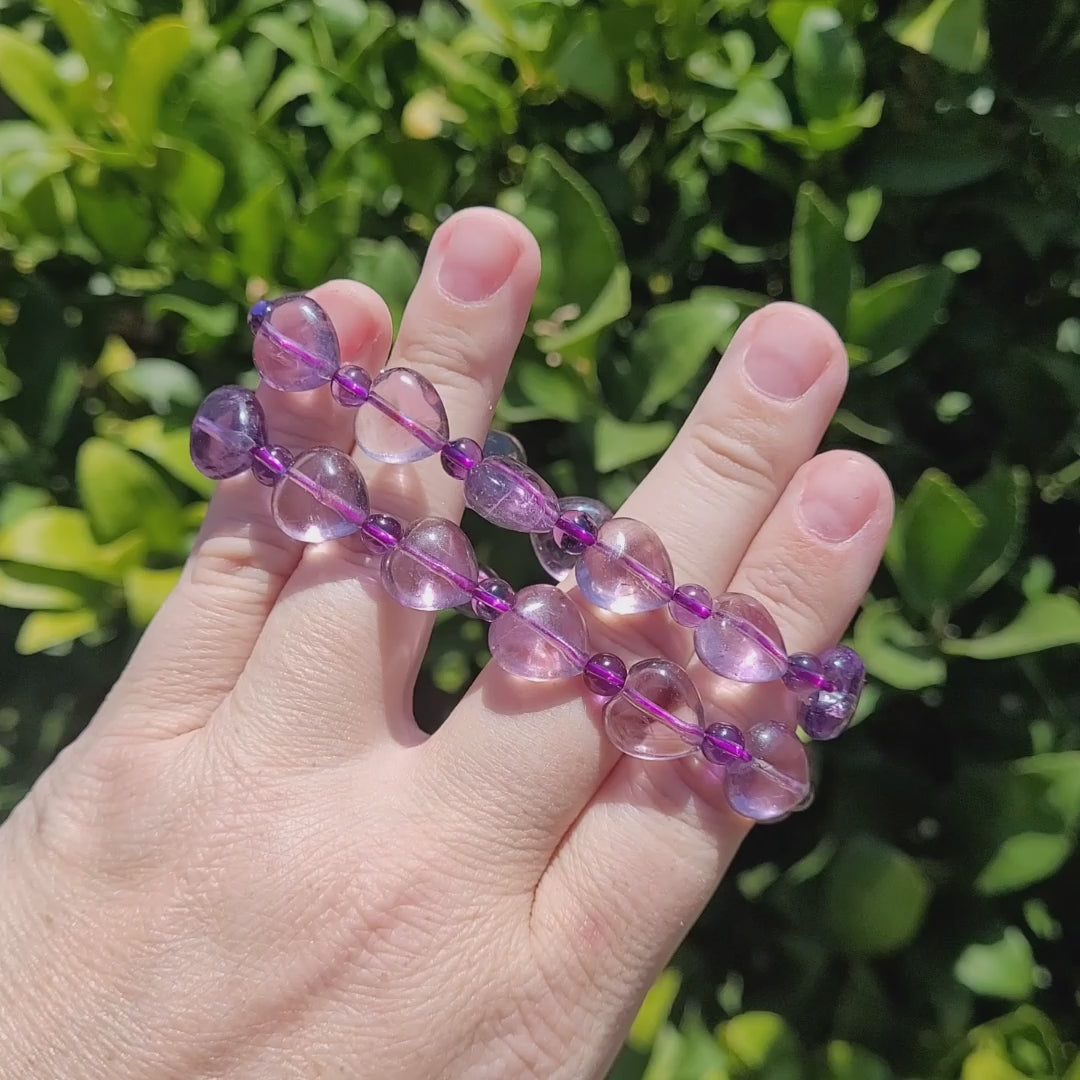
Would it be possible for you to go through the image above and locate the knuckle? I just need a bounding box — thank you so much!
[189,521,298,605]
[395,321,489,403]
[682,416,779,503]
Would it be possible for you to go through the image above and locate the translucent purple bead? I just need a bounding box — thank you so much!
[531,496,612,582]
[488,584,589,680]
[603,659,704,760]
[694,593,788,683]
[248,299,272,335]
[190,386,267,479]
[583,652,627,698]
[552,511,597,555]
[271,447,368,542]
[471,577,514,621]
[782,652,825,694]
[724,722,811,822]
[799,645,865,740]
[251,445,294,487]
[441,437,483,480]
[483,429,526,463]
[358,512,403,555]
[381,516,478,611]
[331,365,371,407]
[670,584,712,628]
[701,722,746,766]
[577,518,675,614]
[822,645,866,697]
[356,368,449,463]
[252,295,340,392]
[464,456,560,533]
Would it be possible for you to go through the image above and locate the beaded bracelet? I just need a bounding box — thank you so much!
[245,294,865,741]
[190,384,826,822]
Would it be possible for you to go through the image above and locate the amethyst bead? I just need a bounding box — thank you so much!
[576,518,675,614]
[583,652,627,698]
[531,496,612,582]
[488,584,589,680]
[464,456,561,533]
[471,577,514,621]
[782,652,825,694]
[441,437,483,480]
[799,690,858,740]
[190,386,267,479]
[251,444,294,487]
[603,659,705,760]
[247,299,272,334]
[331,365,372,407]
[822,644,866,697]
[553,511,597,555]
[483,429,526,463]
[694,593,788,683]
[724,722,811,822]
[358,512,403,554]
[701,722,746,766]
[252,295,340,391]
[381,516,478,610]
[271,447,368,542]
[356,368,450,463]
[670,584,712,628]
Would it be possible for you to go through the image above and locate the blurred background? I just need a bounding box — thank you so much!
[1,0,1079,1075]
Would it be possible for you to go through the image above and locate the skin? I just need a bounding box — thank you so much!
[0,208,893,1080]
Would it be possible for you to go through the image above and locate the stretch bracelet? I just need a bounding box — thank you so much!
[244,294,866,740]
[190,385,824,822]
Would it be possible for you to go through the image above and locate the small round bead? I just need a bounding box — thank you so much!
[359,512,403,554]
[441,437,483,480]
[332,365,372,407]
[583,652,627,698]
[782,651,825,693]
[670,584,712,627]
[700,722,745,765]
[800,689,858,740]
[483,429,526,463]
[822,645,866,695]
[471,577,514,621]
[553,511,597,555]
[247,299,272,335]
[250,444,294,487]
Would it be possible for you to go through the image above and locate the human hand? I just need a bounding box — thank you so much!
[0,208,892,1080]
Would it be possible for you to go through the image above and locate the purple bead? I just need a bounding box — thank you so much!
[800,689,858,740]
[701,722,746,765]
[252,295,340,391]
[355,368,450,463]
[483,429,526,463]
[603,659,704,760]
[271,447,368,542]
[190,386,267,480]
[471,577,514,621]
[248,299,272,334]
[577,518,675,614]
[724,722,811,822]
[251,444,294,487]
[441,437,483,480]
[331,365,372,407]
[488,584,589,680]
[553,511,597,555]
[381,516,478,610]
[694,593,787,683]
[358,512,403,554]
[782,651,826,694]
[670,584,712,628]
[583,653,627,698]
[532,496,612,582]
[464,456,560,533]
[822,644,866,697]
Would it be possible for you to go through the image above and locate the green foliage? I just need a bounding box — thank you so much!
[2,0,1079,1075]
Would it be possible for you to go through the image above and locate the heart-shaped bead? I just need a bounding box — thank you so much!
[724,722,810,822]
[356,368,450,464]
[603,659,704,760]
[252,295,340,392]
[190,386,267,479]
[531,496,612,582]
[488,584,589,680]
[381,516,478,611]
[576,518,674,613]
[464,456,560,533]
[270,447,367,542]
[694,593,787,683]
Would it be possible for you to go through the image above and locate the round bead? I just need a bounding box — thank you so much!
[464,456,560,533]
[604,659,705,760]
[583,653,627,698]
[358,513,404,555]
[247,299,272,335]
[356,368,450,463]
[251,444,294,487]
[723,722,811,822]
[553,511,597,555]
[800,689,858,741]
[331,365,372,407]
[271,447,368,542]
[782,651,825,694]
[381,517,478,611]
[694,593,787,683]
[577,518,675,614]
[471,577,514,621]
[532,496,612,582]
[483,429,526,463]
[670,584,712,628]
[253,294,340,391]
[441,437,483,480]
[701,722,746,765]
[488,584,589,680]
[822,644,866,696]
[190,386,267,479]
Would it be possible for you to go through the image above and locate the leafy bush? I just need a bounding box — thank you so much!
[2,0,1080,1075]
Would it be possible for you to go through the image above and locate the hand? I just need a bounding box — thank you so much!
[0,208,892,1080]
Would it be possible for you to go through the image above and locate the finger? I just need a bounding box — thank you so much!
[97,282,391,739]
[530,451,893,1007]
[229,209,541,760]
[424,303,849,855]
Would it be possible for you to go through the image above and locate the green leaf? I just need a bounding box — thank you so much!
[158,140,226,228]
[110,358,203,415]
[348,238,421,330]
[146,295,239,352]
[627,969,682,1053]
[943,593,1080,659]
[793,7,863,122]
[790,182,853,333]
[76,180,154,264]
[704,76,792,133]
[16,608,101,655]
[229,180,291,282]
[0,563,97,612]
[114,18,192,145]
[960,1048,1029,1080]
[39,0,123,74]
[845,188,882,242]
[0,28,72,131]
[721,1012,801,1073]
[634,296,739,416]
[101,415,215,498]
[975,832,1074,896]
[594,415,675,473]
[961,465,1029,601]
[124,566,182,628]
[824,1041,894,1080]
[517,363,590,423]
[888,0,988,73]
[551,23,619,107]
[847,265,953,366]
[853,600,946,690]
[955,928,1036,1001]
[827,835,932,956]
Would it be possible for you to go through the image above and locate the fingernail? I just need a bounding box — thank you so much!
[436,214,522,303]
[799,458,880,543]
[742,309,833,400]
